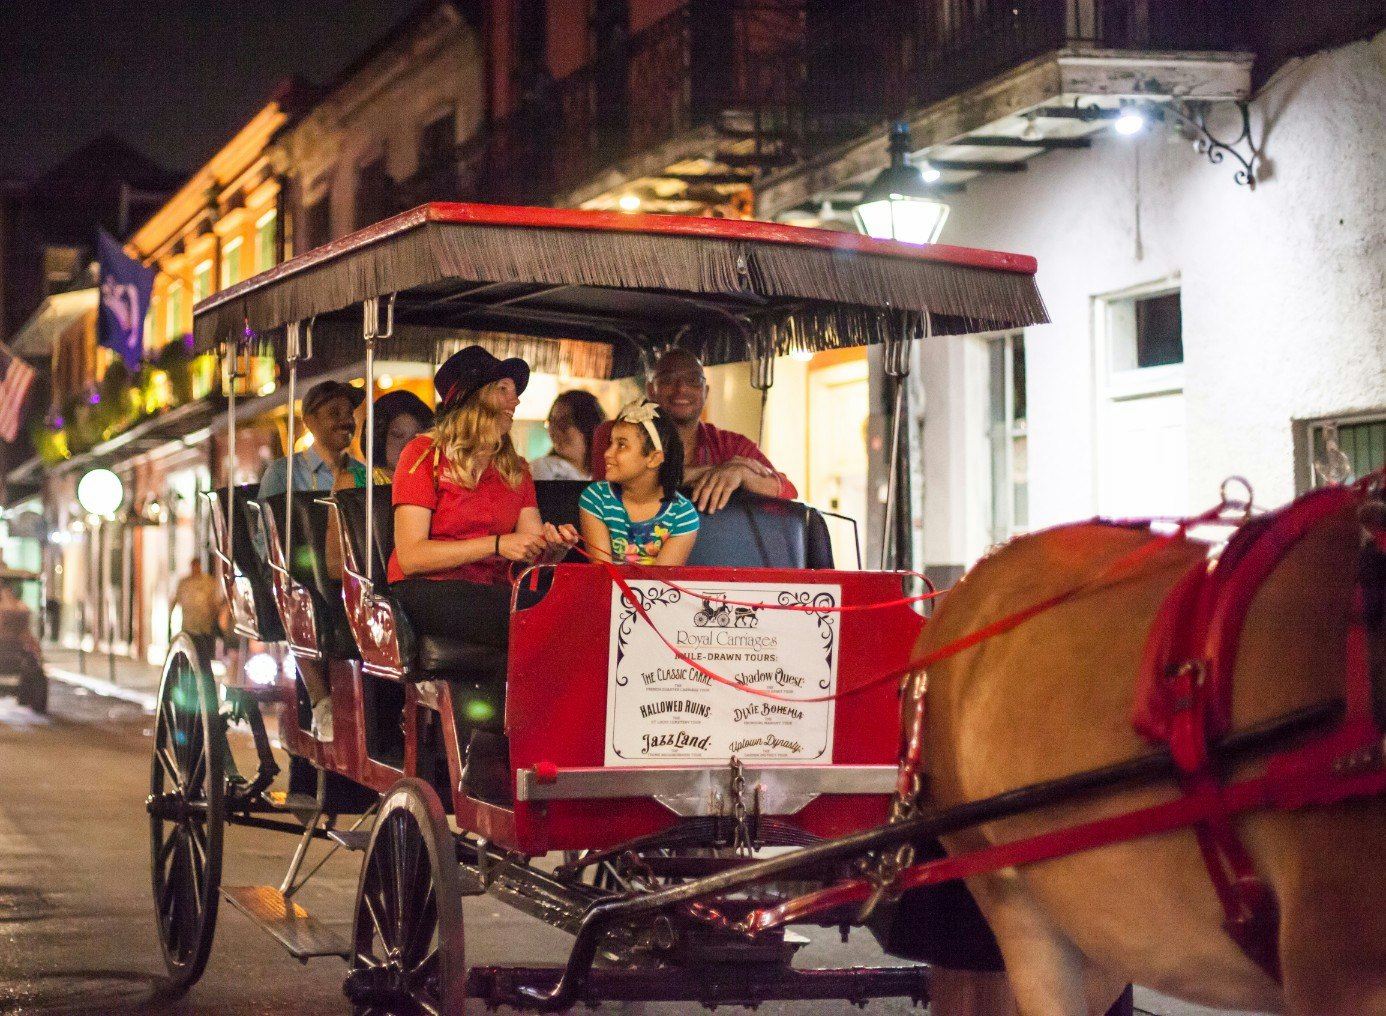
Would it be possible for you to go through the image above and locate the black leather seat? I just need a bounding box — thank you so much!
[259,493,359,660]
[333,485,506,681]
[686,490,834,569]
[215,485,285,642]
[533,481,834,570]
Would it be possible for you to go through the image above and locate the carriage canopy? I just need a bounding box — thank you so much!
[192,203,1047,377]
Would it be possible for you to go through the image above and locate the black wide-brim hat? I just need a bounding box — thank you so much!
[434,346,530,412]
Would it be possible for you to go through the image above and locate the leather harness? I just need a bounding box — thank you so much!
[1132,481,1386,980]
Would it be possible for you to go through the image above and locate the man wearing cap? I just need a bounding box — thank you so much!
[590,348,797,513]
[258,379,368,500]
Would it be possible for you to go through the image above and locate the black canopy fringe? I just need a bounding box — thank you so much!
[195,217,1048,365]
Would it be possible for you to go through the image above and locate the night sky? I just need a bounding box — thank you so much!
[0,2,411,181]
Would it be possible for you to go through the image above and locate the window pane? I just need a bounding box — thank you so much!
[221,242,242,288]
[1011,333,1027,423]
[1312,419,1386,485]
[1135,292,1183,368]
[192,262,211,304]
[255,212,277,271]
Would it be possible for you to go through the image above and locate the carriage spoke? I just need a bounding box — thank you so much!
[362,881,390,955]
[186,742,207,798]
[156,746,185,793]
[401,882,437,968]
[408,943,440,983]
[369,841,399,954]
[183,834,204,919]
[390,817,410,948]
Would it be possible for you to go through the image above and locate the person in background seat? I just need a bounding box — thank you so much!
[258,379,367,498]
[257,378,365,742]
[326,389,435,579]
[589,348,797,512]
[365,389,434,483]
[531,389,605,481]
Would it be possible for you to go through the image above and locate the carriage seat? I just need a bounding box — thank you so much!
[212,486,286,643]
[534,481,834,569]
[333,485,507,681]
[259,493,359,660]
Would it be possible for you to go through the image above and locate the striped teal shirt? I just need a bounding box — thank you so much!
[579,482,699,565]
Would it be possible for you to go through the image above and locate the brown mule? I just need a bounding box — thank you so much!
[918,505,1386,1015]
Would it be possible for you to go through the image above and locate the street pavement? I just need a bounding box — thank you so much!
[1,659,1257,1015]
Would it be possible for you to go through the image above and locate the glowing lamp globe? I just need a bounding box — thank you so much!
[76,468,125,518]
[853,122,950,245]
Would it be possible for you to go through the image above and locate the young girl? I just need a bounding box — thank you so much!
[579,400,699,566]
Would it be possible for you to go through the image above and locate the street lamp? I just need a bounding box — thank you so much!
[852,122,950,245]
[76,468,124,682]
[76,468,124,517]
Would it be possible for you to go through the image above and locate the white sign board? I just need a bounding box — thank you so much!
[604,580,841,767]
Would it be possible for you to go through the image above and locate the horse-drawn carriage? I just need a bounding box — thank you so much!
[148,203,1386,1015]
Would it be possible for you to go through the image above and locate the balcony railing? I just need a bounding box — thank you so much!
[476,0,806,205]
[805,0,1243,141]
[454,0,1248,208]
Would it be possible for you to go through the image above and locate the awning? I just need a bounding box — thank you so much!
[194,203,1048,375]
[9,288,98,358]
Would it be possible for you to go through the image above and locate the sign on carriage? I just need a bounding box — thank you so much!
[604,580,842,767]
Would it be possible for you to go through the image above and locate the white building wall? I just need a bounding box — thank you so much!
[923,29,1386,569]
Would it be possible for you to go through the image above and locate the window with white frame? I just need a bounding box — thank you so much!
[221,237,243,289]
[1106,289,1183,397]
[164,281,184,342]
[255,210,277,272]
[192,260,212,304]
[988,331,1028,543]
[1307,414,1386,487]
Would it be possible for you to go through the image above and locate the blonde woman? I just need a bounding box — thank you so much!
[387,346,577,649]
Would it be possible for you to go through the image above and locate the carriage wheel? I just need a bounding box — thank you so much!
[148,633,225,994]
[345,778,465,1014]
[715,609,731,627]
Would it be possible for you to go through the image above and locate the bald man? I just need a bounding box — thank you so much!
[590,349,797,512]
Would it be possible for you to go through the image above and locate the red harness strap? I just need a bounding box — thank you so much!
[1132,486,1368,981]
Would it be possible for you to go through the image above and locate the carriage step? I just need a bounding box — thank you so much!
[327,828,371,852]
[467,963,930,1007]
[221,885,350,961]
[265,790,322,825]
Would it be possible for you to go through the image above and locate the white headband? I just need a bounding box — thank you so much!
[616,399,662,454]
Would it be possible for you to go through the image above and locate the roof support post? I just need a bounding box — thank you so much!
[880,313,926,571]
[361,295,395,587]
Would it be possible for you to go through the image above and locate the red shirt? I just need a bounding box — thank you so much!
[591,419,798,500]
[387,435,537,585]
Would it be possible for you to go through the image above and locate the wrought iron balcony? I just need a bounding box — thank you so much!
[804,0,1244,141]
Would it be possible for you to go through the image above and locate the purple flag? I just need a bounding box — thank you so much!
[98,229,155,372]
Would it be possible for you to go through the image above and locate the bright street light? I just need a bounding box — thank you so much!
[76,468,125,518]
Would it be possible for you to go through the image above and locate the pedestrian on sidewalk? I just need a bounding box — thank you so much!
[171,559,220,664]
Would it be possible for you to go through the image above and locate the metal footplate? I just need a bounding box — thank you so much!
[221,885,350,961]
[467,964,930,1009]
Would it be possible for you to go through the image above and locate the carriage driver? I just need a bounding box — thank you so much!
[590,348,798,513]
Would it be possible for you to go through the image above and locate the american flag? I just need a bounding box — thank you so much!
[0,344,36,443]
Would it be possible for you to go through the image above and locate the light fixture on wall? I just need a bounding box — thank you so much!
[618,193,642,212]
[853,122,950,245]
[1114,107,1147,136]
